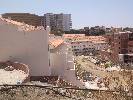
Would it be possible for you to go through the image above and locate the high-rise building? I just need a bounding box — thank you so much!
[44,13,72,31]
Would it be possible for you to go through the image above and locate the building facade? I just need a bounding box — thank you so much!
[111,32,129,63]
[71,40,108,56]
[49,35,84,88]
[103,32,133,63]
[63,34,108,56]
[44,13,72,31]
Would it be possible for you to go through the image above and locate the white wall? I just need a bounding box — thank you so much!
[50,43,68,76]
[0,20,50,76]
[50,42,85,88]
[50,53,66,76]
[50,42,74,75]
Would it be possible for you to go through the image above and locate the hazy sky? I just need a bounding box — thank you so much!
[0,0,133,29]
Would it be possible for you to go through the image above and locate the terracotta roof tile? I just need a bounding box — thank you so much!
[49,39,64,49]
[0,17,44,31]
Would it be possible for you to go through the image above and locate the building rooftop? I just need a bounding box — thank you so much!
[70,36,107,43]
[49,39,64,49]
[0,17,44,32]
[63,34,85,39]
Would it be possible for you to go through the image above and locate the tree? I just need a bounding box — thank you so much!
[51,30,64,36]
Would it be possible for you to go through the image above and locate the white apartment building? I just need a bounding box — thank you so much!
[44,13,72,31]
[71,40,95,55]
[71,40,108,55]
[63,35,108,55]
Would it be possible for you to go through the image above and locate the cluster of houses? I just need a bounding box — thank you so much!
[0,17,84,88]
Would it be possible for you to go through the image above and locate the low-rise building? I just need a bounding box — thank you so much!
[0,17,84,88]
[71,40,108,55]
[49,35,84,88]
[63,34,108,55]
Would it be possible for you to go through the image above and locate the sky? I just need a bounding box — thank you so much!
[0,0,133,29]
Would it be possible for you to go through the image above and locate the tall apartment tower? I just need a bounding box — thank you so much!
[44,13,72,31]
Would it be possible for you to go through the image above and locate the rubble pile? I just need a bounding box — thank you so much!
[0,86,132,100]
[44,76,77,87]
[56,78,78,88]
[75,56,133,92]
[0,66,27,85]
[0,61,29,85]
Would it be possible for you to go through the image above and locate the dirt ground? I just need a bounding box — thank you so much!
[0,86,132,100]
[75,56,133,91]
